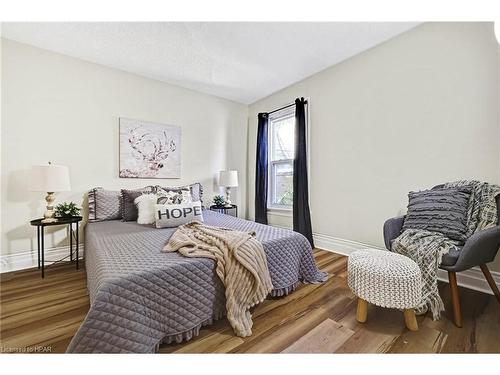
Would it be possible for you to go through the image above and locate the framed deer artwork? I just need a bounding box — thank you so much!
[119,118,181,178]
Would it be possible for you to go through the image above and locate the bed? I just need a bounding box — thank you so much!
[66,210,327,353]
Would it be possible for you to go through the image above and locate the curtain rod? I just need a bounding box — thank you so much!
[267,100,308,115]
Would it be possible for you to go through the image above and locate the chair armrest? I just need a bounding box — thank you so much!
[453,225,500,271]
[383,216,405,250]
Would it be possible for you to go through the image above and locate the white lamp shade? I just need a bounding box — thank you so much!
[495,21,500,44]
[30,164,71,192]
[219,170,238,187]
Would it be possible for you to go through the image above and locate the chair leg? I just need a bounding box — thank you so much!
[480,264,500,304]
[448,271,462,327]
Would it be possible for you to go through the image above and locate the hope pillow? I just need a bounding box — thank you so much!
[155,201,204,228]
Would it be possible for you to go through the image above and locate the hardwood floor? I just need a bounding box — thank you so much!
[1,249,499,353]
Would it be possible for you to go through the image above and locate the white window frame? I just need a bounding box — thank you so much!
[267,106,295,211]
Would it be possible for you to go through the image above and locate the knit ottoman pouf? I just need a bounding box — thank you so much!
[347,249,422,331]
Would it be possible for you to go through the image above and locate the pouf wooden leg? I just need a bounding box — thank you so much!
[356,298,368,323]
[348,249,422,332]
[403,309,418,331]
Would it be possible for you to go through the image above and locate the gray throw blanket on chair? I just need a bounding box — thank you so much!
[392,180,500,320]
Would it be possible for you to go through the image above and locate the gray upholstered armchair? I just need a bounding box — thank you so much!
[383,186,500,327]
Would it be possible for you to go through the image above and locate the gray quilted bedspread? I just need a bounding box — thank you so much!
[66,210,327,353]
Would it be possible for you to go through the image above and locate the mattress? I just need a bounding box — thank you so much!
[66,210,327,353]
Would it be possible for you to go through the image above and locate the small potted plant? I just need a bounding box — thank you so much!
[213,195,226,207]
[54,201,81,218]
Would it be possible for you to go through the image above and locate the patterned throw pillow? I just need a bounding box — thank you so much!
[121,186,154,221]
[134,193,158,225]
[88,188,122,222]
[155,201,203,228]
[402,187,471,242]
[156,182,203,205]
[156,187,192,205]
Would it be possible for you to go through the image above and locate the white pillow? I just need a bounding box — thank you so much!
[155,201,203,228]
[134,193,158,224]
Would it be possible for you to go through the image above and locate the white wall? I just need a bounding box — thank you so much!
[2,22,500,274]
[247,22,500,271]
[1,38,248,259]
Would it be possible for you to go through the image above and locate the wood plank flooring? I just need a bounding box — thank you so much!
[1,249,499,353]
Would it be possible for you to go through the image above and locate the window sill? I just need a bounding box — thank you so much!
[267,208,292,217]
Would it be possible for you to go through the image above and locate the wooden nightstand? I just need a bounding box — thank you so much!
[209,204,238,217]
[30,216,83,278]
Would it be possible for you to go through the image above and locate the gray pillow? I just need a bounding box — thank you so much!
[88,188,122,222]
[121,186,154,221]
[402,187,471,242]
[156,182,204,205]
[154,201,203,228]
[188,182,204,204]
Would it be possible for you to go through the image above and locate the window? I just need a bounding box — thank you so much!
[268,107,295,210]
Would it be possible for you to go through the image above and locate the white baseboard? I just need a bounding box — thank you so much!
[314,233,384,256]
[0,245,84,273]
[313,232,500,296]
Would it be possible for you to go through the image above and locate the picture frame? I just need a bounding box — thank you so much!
[119,117,181,179]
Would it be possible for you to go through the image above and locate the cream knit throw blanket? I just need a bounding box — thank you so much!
[162,221,273,337]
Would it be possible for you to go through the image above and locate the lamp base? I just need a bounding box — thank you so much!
[41,217,58,223]
[224,187,232,207]
[42,192,56,222]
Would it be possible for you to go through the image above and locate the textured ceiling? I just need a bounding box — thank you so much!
[1,22,420,104]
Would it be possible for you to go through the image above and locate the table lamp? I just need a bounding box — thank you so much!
[219,170,238,208]
[30,162,71,222]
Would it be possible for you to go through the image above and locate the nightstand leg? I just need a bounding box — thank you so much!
[37,226,41,269]
[41,226,45,278]
[70,222,73,262]
[76,223,79,270]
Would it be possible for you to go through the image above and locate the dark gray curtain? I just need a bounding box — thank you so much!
[255,113,269,224]
[293,98,314,247]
